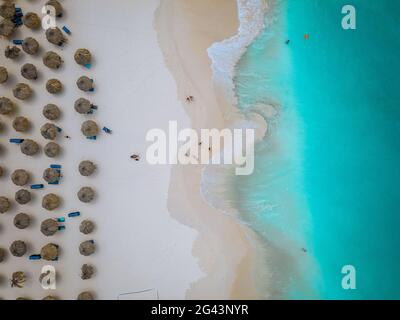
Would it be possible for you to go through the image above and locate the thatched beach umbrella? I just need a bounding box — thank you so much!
[74,98,92,114]
[0,196,11,213]
[41,123,59,140]
[20,139,40,156]
[79,240,95,256]
[74,49,92,66]
[14,213,30,229]
[77,291,94,300]
[9,241,27,257]
[81,120,99,137]
[43,167,61,184]
[44,142,60,158]
[0,66,8,83]
[22,12,41,29]
[0,247,6,263]
[11,271,26,288]
[41,219,58,236]
[15,189,31,205]
[43,104,61,120]
[78,187,95,203]
[5,45,20,59]
[21,63,38,80]
[43,51,63,69]
[79,161,96,177]
[46,27,66,46]
[42,193,60,211]
[40,243,59,261]
[13,83,33,100]
[12,116,31,132]
[80,220,95,235]
[0,18,15,37]
[11,169,30,186]
[22,37,39,55]
[81,264,94,280]
[0,96,14,114]
[0,2,15,19]
[42,295,58,300]
[46,79,62,94]
[76,76,94,92]
[46,0,63,18]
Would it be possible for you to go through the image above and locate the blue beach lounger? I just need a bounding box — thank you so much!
[29,255,41,261]
[13,39,23,45]
[102,127,112,134]
[31,184,44,190]
[84,63,92,69]
[87,136,97,140]
[58,226,66,231]
[9,138,24,144]
[68,211,81,218]
[50,164,62,169]
[91,105,98,110]
[57,217,65,223]
[62,26,71,35]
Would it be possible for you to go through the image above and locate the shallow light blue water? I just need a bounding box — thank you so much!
[234,0,400,299]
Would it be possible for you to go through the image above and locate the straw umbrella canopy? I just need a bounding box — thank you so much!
[12,116,31,132]
[0,18,15,37]
[79,240,95,256]
[43,51,63,69]
[43,104,61,120]
[41,123,59,140]
[0,66,8,83]
[21,63,38,80]
[0,196,11,213]
[14,213,30,229]
[22,37,39,55]
[40,243,59,261]
[9,241,27,257]
[11,272,26,288]
[80,220,95,235]
[42,193,60,211]
[46,79,62,94]
[11,169,30,186]
[20,139,40,156]
[42,295,58,300]
[44,142,60,158]
[43,168,61,184]
[15,189,31,205]
[78,187,95,203]
[74,49,92,66]
[76,76,93,92]
[79,161,96,177]
[46,27,65,46]
[77,291,94,300]
[13,83,33,100]
[0,2,15,19]
[5,45,20,59]
[46,0,63,17]
[0,247,6,262]
[81,120,99,137]
[41,219,58,236]
[74,98,92,114]
[0,97,14,114]
[81,264,94,280]
[22,12,41,30]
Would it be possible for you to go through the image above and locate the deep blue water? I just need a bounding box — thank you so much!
[234,0,400,299]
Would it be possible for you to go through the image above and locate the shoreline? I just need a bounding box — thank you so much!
[155,0,271,298]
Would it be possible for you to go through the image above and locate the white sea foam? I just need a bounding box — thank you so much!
[207,0,268,106]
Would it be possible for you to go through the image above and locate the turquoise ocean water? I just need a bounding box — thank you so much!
[234,0,400,299]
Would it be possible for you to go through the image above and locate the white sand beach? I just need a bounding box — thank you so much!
[0,0,267,300]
